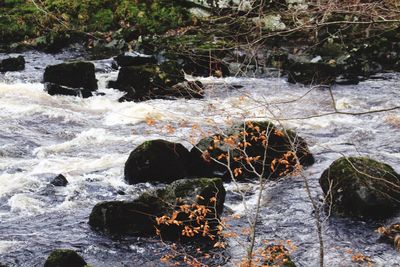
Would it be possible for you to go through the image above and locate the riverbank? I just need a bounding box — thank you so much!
[1,1,399,85]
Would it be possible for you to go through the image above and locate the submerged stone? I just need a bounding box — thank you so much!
[50,174,68,187]
[45,83,93,98]
[44,249,86,267]
[319,157,400,218]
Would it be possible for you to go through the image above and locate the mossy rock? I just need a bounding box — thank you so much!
[44,249,86,267]
[89,178,225,240]
[136,34,232,77]
[319,157,400,218]
[124,139,191,184]
[108,61,186,101]
[189,120,314,180]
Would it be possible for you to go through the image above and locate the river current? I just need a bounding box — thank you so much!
[0,50,399,266]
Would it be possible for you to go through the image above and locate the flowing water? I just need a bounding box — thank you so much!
[0,50,399,267]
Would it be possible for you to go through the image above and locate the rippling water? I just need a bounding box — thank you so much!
[0,50,399,267]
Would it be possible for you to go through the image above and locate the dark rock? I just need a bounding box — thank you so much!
[0,56,25,72]
[117,190,126,195]
[319,157,400,218]
[181,55,230,78]
[108,62,185,101]
[124,139,190,184]
[43,61,97,92]
[50,174,68,187]
[45,83,93,98]
[189,121,314,180]
[113,53,156,68]
[89,178,225,240]
[44,249,86,267]
[287,56,338,85]
[33,31,81,53]
[88,38,127,60]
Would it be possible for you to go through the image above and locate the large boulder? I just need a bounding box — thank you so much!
[44,249,86,267]
[0,56,25,72]
[89,178,226,241]
[319,157,400,218]
[107,61,188,101]
[43,61,97,98]
[124,139,191,184]
[189,121,314,180]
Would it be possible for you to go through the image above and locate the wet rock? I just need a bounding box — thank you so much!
[43,61,97,98]
[189,121,314,180]
[44,249,86,267]
[50,174,68,187]
[89,38,127,60]
[287,55,338,85]
[319,157,400,218]
[117,190,126,195]
[33,31,80,53]
[45,83,93,98]
[181,55,230,78]
[108,61,186,101]
[0,56,25,72]
[89,178,225,240]
[124,139,191,184]
[44,61,97,90]
[377,223,400,251]
[113,53,156,68]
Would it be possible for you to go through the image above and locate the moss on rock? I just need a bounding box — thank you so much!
[89,178,226,240]
[44,249,86,267]
[124,139,191,184]
[189,120,314,180]
[319,157,400,218]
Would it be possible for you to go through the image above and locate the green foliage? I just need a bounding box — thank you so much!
[115,0,189,34]
[0,0,192,45]
[0,0,41,43]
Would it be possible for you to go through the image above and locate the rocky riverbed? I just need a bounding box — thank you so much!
[0,49,399,266]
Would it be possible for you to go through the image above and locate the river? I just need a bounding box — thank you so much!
[0,49,399,266]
